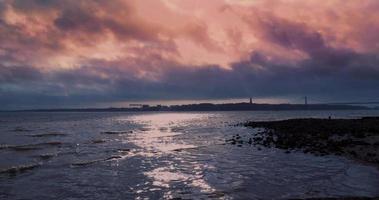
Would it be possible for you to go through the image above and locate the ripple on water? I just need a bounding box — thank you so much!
[101,130,133,135]
[11,127,33,132]
[0,163,41,175]
[144,166,216,195]
[91,139,107,144]
[2,111,379,199]
[145,167,189,188]
[71,155,124,167]
[26,133,67,137]
[37,153,57,160]
[127,113,223,198]
[0,141,65,152]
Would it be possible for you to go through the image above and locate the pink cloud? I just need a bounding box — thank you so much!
[1,0,379,109]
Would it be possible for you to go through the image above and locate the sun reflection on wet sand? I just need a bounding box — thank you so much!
[126,113,217,197]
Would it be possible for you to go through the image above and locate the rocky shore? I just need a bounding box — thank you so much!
[230,117,379,166]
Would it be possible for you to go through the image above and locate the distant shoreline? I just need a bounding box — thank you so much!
[2,102,376,112]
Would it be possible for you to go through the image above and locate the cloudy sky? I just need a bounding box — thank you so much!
[0,0,379,109]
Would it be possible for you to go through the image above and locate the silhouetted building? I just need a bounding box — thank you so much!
[249,98,253,104]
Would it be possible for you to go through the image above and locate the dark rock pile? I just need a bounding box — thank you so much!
[225,134,251,147]
[231,117,379,165]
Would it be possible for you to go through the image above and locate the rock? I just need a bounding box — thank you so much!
[248,138,252,144]
[349,151,357,156]
[367,153,376,157]
[241,117,379,166]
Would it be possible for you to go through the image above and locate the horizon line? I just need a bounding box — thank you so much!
[2,101,377,112]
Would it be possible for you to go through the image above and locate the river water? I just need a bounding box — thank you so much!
[1,110,379,199]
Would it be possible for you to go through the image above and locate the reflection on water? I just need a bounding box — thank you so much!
[128,113,200,153]
[1,111,379,199]
[127,113,216,198]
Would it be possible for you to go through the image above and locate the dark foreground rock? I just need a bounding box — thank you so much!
[233,117,379,166]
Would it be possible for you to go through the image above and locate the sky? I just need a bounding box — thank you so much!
[0,0,379,109]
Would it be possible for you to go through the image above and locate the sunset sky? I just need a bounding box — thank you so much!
[1,0,379,109]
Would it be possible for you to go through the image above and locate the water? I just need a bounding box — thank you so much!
[1,110,379,199]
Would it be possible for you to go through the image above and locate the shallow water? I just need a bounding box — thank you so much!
[1,110,379,199]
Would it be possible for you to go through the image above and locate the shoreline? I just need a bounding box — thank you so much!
[232,117,379,167]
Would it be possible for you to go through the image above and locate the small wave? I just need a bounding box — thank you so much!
[139,128,151,132]
[91,139,107,144]
[0,144,41,151]
[117,148,131,155]
[101,131,133,135]
[27,133,67,137]
[11,146,42,151]
[159,127,169,132]
[170,127,185,132]
[207,191,226,199]
[105,155,123,161]
[38,141,63,146]
[37,153,56,160]
[0,142,65,151]
[71,159,104,166]
[0,163,41,175]
[11,127,32,132]
[71,155,123,167]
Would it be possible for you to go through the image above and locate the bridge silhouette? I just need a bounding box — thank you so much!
[297,97,379,105]
[323,101,379,105]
